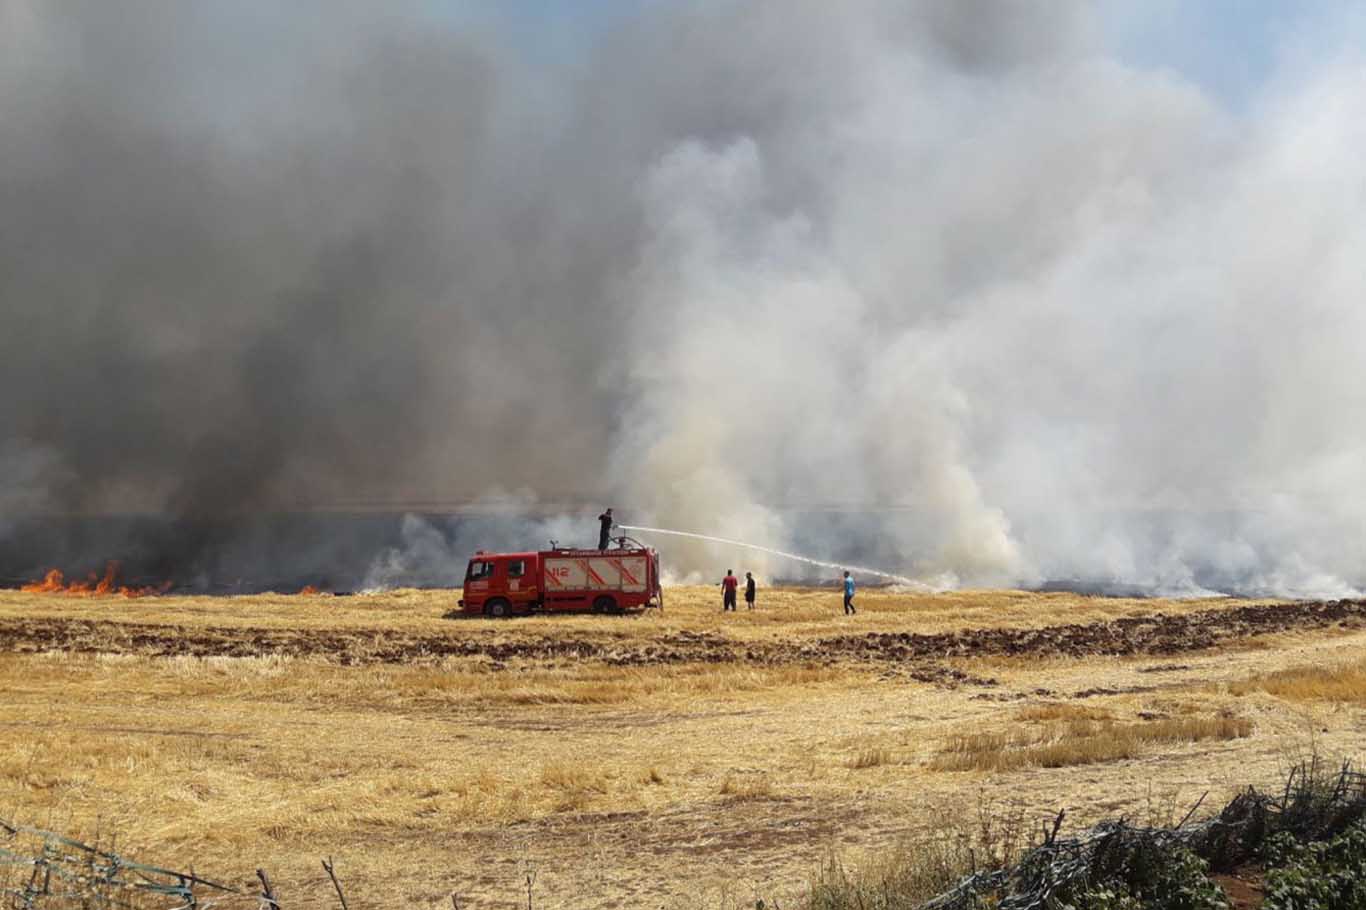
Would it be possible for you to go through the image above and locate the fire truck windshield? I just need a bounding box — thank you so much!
[466,560,493,581]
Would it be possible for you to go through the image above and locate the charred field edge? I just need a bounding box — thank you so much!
[0,598,1362,668]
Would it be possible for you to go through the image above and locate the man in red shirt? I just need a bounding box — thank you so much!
[720,569,739,611]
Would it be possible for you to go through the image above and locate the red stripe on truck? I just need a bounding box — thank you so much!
[611,558,639,586]
[579,559,606,586]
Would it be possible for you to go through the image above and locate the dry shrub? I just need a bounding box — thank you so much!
[445,771,531,823]
[1016,703,1113,723]
[539,762,612,814]
[1228,659,1366,704]
[849,748,895,770]
[539,762,608,794]
[1144,698,1203,716]
[809,848,958,910]
[719,772,772,799]
[808,803,1032,909]
[932,715,1252,773]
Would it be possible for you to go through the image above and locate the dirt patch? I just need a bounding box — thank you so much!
[1072,685,1159,699]
[898,663,999,688]
[1213,868,1265,909]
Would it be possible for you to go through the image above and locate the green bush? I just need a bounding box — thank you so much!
[1061,843,1228,910]
[1263,820,1366,910]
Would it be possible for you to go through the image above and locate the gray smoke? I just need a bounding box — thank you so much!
[3,1,1364,595]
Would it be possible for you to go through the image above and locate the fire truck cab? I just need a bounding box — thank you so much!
[458,541,662,617]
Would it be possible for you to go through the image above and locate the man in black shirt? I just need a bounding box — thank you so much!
[744,572,756,610]
[598,508,614,549]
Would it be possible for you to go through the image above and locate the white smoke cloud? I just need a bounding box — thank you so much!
[361,494,593,592]
[592,3,1366,594]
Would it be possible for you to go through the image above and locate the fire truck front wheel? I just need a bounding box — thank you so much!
[485,598,513,618]
[592,595,618,614]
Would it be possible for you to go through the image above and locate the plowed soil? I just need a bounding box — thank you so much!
[1,598,1362,667]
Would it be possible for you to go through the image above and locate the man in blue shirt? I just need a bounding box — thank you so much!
[842,571,856,615]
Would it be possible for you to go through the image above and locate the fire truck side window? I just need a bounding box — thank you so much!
[467,560,493,580]
[507,560,525,578]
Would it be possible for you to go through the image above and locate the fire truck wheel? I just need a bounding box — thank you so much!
[485,598,512,618]
[593,595,617,614]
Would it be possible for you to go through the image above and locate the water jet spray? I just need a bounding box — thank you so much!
[616,524,922,587]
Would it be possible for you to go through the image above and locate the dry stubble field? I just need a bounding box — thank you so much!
[2,585,1366,908]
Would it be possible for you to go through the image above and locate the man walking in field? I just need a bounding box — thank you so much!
[721,569,739,611]
[842,570,856,615]
[744,571,756,610]
[598,508,614,549]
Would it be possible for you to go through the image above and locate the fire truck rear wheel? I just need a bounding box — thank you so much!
[486,598,512,618]
[593,595,617,614]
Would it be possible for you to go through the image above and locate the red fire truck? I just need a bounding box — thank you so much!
[457,538,663,617]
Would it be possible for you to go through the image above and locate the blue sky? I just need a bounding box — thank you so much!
[432,1,1343,112]
[1097,0,1317,110]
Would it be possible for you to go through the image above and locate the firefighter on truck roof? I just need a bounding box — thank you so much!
[598,508,614,550]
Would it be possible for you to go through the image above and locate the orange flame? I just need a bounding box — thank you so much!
[297,585,323,595]
[21,562,172,598]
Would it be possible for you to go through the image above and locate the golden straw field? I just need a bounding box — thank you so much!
[2,585,1365,908]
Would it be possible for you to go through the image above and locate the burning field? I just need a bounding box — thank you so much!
[3,585,1365,908]
[20,562,174,599]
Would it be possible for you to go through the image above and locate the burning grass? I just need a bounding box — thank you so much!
[21,562,172,598]
[930,714,1253,773]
